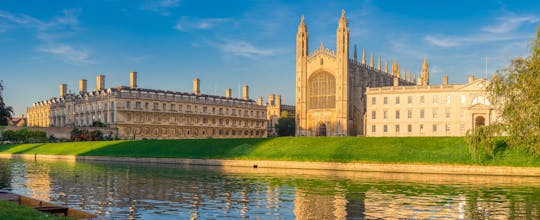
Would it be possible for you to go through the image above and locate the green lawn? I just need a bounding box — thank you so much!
[0,137,539,167]
[0,201,71,220]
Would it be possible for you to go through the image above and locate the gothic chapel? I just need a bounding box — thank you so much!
[295,10,417,136]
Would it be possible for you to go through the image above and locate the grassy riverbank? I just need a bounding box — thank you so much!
[0,201,70,220]
[0,137,539,166]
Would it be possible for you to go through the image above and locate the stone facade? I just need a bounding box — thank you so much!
[295,10,416,136]
[266,94,295,137]
[365,75,496,137]
[27,72,268,139]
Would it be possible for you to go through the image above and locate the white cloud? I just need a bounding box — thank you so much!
[425,34,522,48]
[174,17,230,31]
[219,41,276,58]
[141,0,181,16]
[0,9,90,65]
[38,44,92,65]
[483,15,539,34]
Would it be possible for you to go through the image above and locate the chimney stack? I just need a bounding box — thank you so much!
[468,74,475,83]
[193,78,200,95]
[442,75,449,85]
[225,88,232,98]
[417,77,422,86]
[242,85,249,100]
[268,94,275,106]
[276,95,281,106]
[393,78,399,87]
[79,79,87,94]
[96,75,105,91]
[130,71,137,88]
[60,83,67,97]
[257,96,263,106]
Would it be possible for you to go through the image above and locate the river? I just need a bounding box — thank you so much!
[0,158,539,219]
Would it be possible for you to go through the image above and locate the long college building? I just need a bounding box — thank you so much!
[27,72,268,139]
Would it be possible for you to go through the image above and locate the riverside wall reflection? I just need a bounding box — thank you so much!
[0,158,540,219]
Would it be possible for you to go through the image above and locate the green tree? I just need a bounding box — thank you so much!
[0,80,14,126]
[274,111,295,136]
[484,25,540,156]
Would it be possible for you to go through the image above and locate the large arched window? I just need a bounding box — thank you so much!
[308,72,336,109]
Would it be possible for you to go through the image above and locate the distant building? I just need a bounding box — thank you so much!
[266,94,295,137]
[8,115,27,127]
[295,10,417,136]
[365,75,496,137]
[27,72,268,139]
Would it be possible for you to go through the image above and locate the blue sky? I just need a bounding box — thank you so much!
[1,0,539,116]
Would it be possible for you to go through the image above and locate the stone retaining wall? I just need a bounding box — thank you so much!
[1,153,539,176]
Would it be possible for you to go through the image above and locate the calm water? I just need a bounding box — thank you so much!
[1,158,540,219]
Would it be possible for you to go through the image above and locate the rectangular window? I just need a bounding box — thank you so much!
[395,125,400,133]
[153,103,159,110]
[383,125,388,133]
[126,101,131,109]
[408,124,412,132]
[420,109,425,119]
[372,97,376,105]
[420,96,425,104]
[408,109,412,119]
[408,96,412,104]
[420,124,424,133]
[446,108,451,118]
[460,123,465,132]
[395,110,400,119]
[395,96,400,104]
[433,108,438,118]
[372,111,376,119]
[371,125,376,133]
[384,97,388,105]
[135,102,141,109]
[171,104,176,111]
[383,111,388,119]
[163,103,166,111]
[145,102,149,110]
[433,124,437,132]
[432,95,438,104]
[446,124,451,132]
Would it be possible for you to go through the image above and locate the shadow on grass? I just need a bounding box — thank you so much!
[77,138,272,160]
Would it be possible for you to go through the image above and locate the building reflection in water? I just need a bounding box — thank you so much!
[1,159,540,219]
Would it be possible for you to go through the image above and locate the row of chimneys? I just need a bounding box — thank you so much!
[392,74,477,87]
[59,71,139,97]
[192,78,251,100]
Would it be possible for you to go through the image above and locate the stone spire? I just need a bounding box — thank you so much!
[298,15,306,32]
[421,56,430,85]
[361,48,366,64]
[385,59,388,73]
[369,52,374,68]
[338,9,347,27]
[377,55,381,71]
[320,41,324,50]
[402,67,406,80]
[353,45,357,61]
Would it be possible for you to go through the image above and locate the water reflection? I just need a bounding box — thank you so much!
[0,158,539,219]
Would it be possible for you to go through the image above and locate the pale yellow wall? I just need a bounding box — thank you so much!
[365,79,496,137]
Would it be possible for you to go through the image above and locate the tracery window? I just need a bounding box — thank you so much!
[308,72,336,109]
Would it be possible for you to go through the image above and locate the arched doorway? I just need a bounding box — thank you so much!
[475,116,485,128]
[318,123,327,136]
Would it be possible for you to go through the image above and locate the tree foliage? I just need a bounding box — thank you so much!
[0,81,14,126]
[484,25,540,156]
[274,111,295,136]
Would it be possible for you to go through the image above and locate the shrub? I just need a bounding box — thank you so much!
[1,129,47,143]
